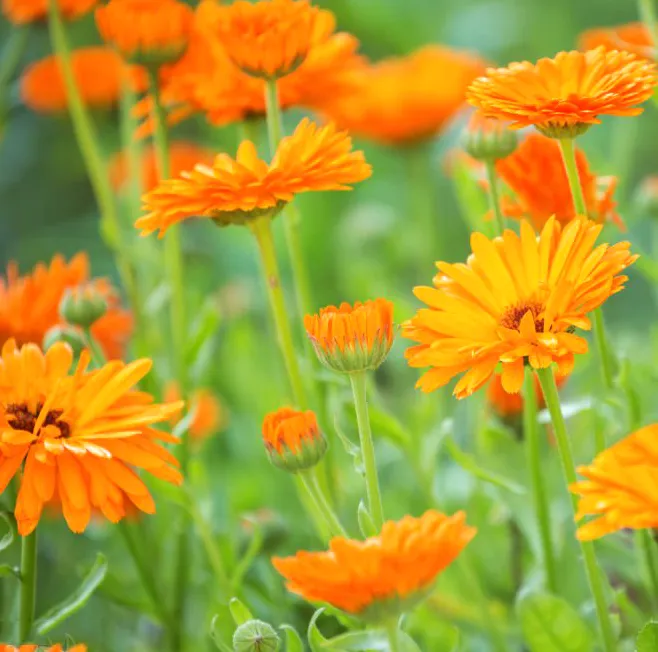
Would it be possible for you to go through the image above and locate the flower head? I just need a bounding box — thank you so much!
[165,381,225,445]
[322,45,487,145]
[96,0,194,67]
[262,407,327,473]
[0,253,132,361]
[571,424,658,540]
[272,510,475,620]
[304,299,394,374]
[404,218,636,398]
[0,646,87,652]
[137,118,371,236]
[0,340,183,535]
[21,47,144,113]
[580,23,654,61]
[462,110,518,162]
[467,48,657,138]
[2,0,95,24]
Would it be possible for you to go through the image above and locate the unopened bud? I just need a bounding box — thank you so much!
[59,285,107,328]
[462,111,517,162]
[233,619,280,652]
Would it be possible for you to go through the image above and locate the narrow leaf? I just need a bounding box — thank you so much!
[0,511,15,552]
[0,564,19,579]
[357,501,378,538]
[229,597,254,626]
[637,621,658,651]
[320,629,388,650]
[281,624,304,652]
[210,615,234,652]
[308,609,330,652]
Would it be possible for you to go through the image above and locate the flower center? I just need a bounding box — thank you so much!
[5,403,71,439]
[499,300,545,333]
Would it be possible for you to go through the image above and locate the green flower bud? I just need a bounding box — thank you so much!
[233,620,280,652]
[59,285,107,328]
[462,111,517,162]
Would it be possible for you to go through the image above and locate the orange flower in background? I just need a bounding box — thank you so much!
[272,510,475,617]
[21,47,145,113]
[571,424,658,540]
[467,48,657,137]
[0,253,132,361]
[486,371,567,420]
[496,132,621,229]
[0,340,183,535]
[2,0,95,24]
[165,382,225,443]
[96,0,194,67]
[404,218,636,398]
[0,646,87,652]
[137,118,371,236]
[304,299,394,373]
[580,23,654,61]
[322,45,487,145]
[109,142,215,193]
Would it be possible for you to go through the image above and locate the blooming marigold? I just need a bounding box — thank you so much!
[165,381,225,444]
[0,253,132,361]
[272,510,475,619]
[580,23,654,61]
[321,45,487,146]
[262,407,327,472]
[20,47,144,113]
[495,132,621,230]
[467,47,658,138]
[571,424,658,540]
[0,340,183,535]
[96,0,194,67]
[304,299,395,374]
[0,646,86,652]
[404,218,636,398]
[136,118,371,236]
[2,0,95,24]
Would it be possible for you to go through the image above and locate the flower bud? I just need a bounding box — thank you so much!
[462,111,517,162]
[233,619,280,652]
[43,325,86,357]
[59,285,107,328]
[262,408,327,473]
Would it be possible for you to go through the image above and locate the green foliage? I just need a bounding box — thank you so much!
[636,622,658,652]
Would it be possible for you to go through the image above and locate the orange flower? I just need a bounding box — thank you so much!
[109,142,215,193]
[571,424,658,540]
[580,23,654,61]
[404,218,636,398]
[0,253,132,361]
[322,46,487,145]
[467,48,657,138]
[304,299,394,373]
[165,381,225,444]
[0,340,183,535]
[272,510,475,618]
[495,132,621,230]
[20,47,145,113]
[2,0,95,24]
[137,118,371,236]
[96,0,194,66]
[211,0,336,79]
[0,646,87,652]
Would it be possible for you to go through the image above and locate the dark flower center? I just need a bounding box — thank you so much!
[500,300,545,333]
[5,403,71,439]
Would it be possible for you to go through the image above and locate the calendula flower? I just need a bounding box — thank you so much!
[0,340,183,535]
[571,424,658,540]
[262,407,327,473]
[467,47,657,138]
[165,381,225,444]
[96,0,194,67]
[272,510,475,619]
[109,142,214,193]
[0,253,132,361]
[2,0,95,24]
[0,646,87,652]
[20,47,145,113]
[404,218,636,398]
[580,23,654,61]
[322,45,487,145]
[136,118,371,236]
[496,133,621,229]
[304,299,395,374]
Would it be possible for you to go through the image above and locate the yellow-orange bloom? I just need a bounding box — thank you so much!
[165,381,225,444]
[0,253,132,361]
[96,0,194,66]
[571,424,658,540]
[322,46,487,145]
[580,23,654,61]
[20,47,145,113]
[137,118,371,236]
[0,646,87,652]
[272,510,475,618]
[404,218,636,398]
[496,132,621,230]
[2,0,94,24]
[467,48,657,138]
[304,299,394,373]
[0,340,183,535]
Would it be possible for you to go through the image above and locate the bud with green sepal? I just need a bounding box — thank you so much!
[233,620,280,652]
[59,284,107,329]
[462,110,517,162]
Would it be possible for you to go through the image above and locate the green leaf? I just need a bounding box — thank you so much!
[308,609,330,652]
[637,621,658,651]
[230,522,263,591]
[0,511,15,553]
[185,298,221,366]
[229,597,254,626]
[367,405,410,448]
[210,615,233,652]
[332,413,364,476]
[0,564,19,579]
[357,500,378,538]
[399,632,423,652]
[281,625,304,652]
[517,592,594,652]
[35,553,108,635]
[320,630,388,650]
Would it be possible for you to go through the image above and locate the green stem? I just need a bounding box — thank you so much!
[299,471,346,539]
[407,142,438,264]
[0,26,29,94]
[638,0,658,54]
[638,529,658,611]
[523,368,557,593]
[83,327,107,367]
[18,529,37,642]
[119,76,143,224]
[558,137,586,216]
[349,372,384,530]
[385,621,400,652]
[484,159,506,236]
[592,307,615,390]
[309,469,347,537]
[536,368,617,652]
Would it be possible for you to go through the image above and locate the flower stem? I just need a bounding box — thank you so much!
[0,25,29,98]
[309,469,347,537]
[484,159,506,236]
[298,471,346,539]
[83,328,107,367]
[349,371,385,530]
[385,620,400,652]
[523,367,557,593]
[535,367,617,652]
[592,306,615,390]
[18,529,37,642]
[637,529,658,611]
[638,0,658,54]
